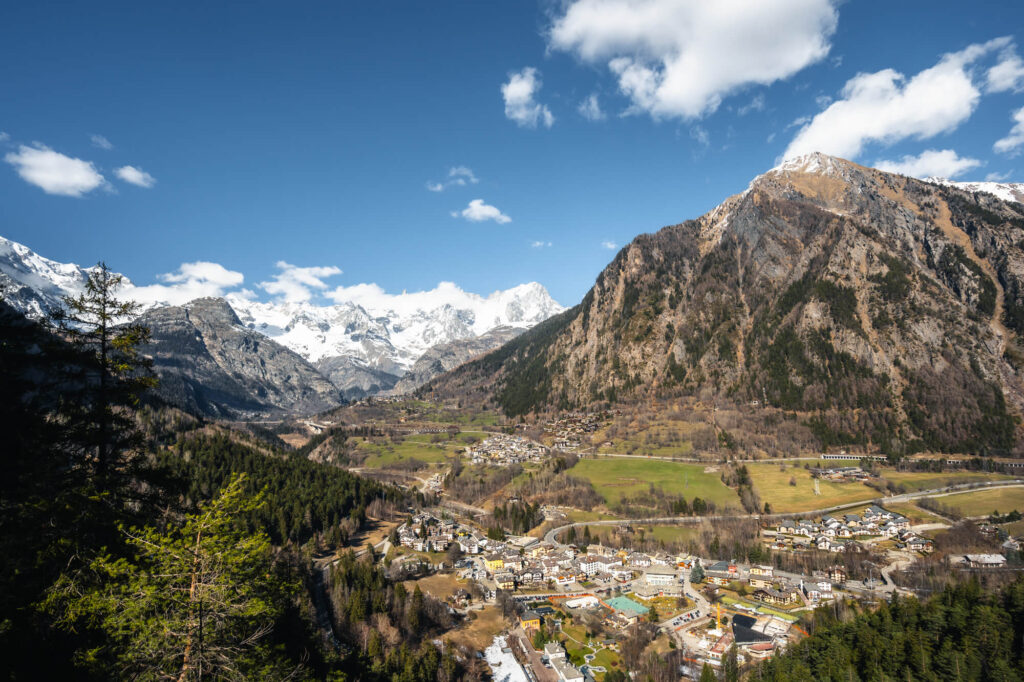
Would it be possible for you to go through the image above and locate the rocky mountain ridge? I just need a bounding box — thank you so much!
[425,153,1024,456]
[0,235,563,412]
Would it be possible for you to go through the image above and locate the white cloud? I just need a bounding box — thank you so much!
[259,261,343,303]
[531,240,553,248]
[454,199,511,224]
[90,134,113,150]
[125,261,245,306]
[578,93,606,121]
[986,170,1012,182]
[4,144,105,197]
[549,0,838,120]
[690,125,710,147]
[737,94,765,116]
[449,166,478,185]
[601,240,617,250]
[783,37,1010,161]
[987,46,1024,93]
[501,67,555,128]
[995,106,1024,156]
[427,166,479,192]
[874,149,982,179]
[115,165,156,188]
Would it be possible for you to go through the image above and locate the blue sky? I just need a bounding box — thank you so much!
[2,0,1023,307]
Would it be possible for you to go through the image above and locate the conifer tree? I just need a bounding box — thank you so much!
[45,474,297,680]
[54,262,155,484]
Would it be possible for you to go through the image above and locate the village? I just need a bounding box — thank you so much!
[385,499,1015,682]
[466,434,550,466]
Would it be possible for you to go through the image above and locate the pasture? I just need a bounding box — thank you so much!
[928,486,1024,518]
[569,458,739,509]
[745,462,877,513]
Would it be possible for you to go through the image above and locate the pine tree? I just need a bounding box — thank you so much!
[53,262,156,484]
[699,662,717,682]
[45,474,297,680]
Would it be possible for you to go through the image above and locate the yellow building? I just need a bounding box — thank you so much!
[485,555,505,573]
[519,610,542,632]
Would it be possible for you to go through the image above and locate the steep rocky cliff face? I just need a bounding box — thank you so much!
[139,298,342,418]
[426,154,1024,455]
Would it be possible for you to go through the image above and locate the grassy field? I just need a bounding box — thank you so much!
[878,502,948,525]
[445,605,505,650]
[928,486,1024,518]
[1002,519,1024,536]
[569,458,739,509]
[881,470,1016,492]
[644,525,699,544]
[355,436,460,468]
[746,462,877,513]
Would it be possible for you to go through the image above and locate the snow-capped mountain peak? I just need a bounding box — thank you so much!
[0,234,565,392]
[924,177,1024,204]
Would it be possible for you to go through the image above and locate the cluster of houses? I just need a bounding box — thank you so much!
[770,505,933,553]
[466,434,549,466]
[395,512,488,555]
[543,411,612,450]
[702,561,848,607]
[479,540,688,597]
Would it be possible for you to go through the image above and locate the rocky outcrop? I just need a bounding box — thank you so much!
[427,154,1024,455]
[140,298,342,418]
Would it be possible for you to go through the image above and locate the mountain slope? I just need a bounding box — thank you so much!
[426,154,1024,455]
[138,298,342,418]
[390,325,524,395]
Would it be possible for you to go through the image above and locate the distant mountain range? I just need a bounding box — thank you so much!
[425,154,1024,456]
[0,235,563,416]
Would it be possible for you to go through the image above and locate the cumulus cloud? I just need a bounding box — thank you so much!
[549,0,838,120]
[125,261,245,306]
[501,67,555,128]
[453,199,511,224]
[995,106,1024,156]
[601,240,617,250]
[4,144,106,197]
[90,134,113,150]
[531,240,553,248]
[115,165,156,188]
[578,93,606,121]
[783,37,1011,160]
[259,261,343,303]
[987,45,1024,93]
[427,166,479,191]
[874,149,982,179]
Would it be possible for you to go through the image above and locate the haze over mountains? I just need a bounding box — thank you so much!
[426,153,1024,456]
[0,235,563,414]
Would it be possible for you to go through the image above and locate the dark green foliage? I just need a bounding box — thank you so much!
[328,554,466,682]
[155,433,392,545]
[869,254,912,302]
[757,578,1024,681]
[492,500,543,534]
